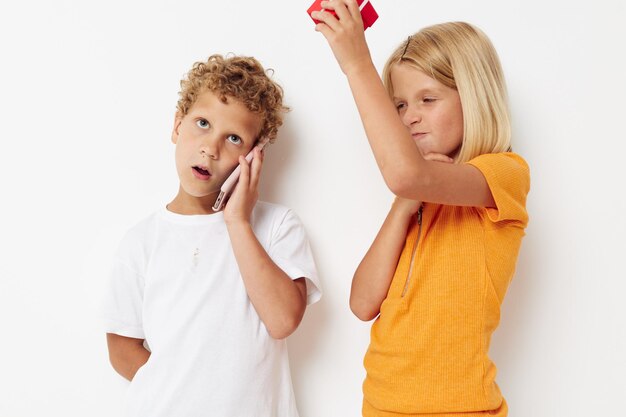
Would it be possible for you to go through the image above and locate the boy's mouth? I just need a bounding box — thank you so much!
[192,165,211,180]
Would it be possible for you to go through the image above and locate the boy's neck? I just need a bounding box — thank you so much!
[167,188,221,215]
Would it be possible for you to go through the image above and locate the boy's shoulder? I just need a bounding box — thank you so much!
[253,200,307,230]
[113,211,161,263]
[252,201,299,234]
[121,210,160,241]
[253,200,292,220]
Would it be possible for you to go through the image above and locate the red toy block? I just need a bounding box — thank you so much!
[307,0,379,30]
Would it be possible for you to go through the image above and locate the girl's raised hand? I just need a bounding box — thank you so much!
[312,0,372,76]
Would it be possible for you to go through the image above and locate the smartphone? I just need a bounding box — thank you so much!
[212,138,269,212]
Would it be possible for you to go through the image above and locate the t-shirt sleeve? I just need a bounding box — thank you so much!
[467,152,530,225]
[101,234,146,339]
[268,209,322,306]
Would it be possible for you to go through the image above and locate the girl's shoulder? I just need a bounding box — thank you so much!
[467,151,530,187]
[468,151,529,173]
[466,152,530,224]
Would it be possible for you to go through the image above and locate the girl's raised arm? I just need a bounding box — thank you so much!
[314,0,495,208]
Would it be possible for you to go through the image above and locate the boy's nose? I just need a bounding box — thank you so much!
[200,149,217,160]
[199,135,220,159]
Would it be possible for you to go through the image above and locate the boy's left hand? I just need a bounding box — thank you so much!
[223,146,264,225]
[312,0,372,76]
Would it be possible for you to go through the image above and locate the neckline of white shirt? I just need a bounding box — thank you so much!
[158,205,225,225]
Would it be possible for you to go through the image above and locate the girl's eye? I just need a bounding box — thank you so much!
[196,119,209,129]
[396,103,406,111]
[423,97,436,103]
[227,135,242,145]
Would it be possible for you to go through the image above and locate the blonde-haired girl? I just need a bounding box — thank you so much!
[314,3,530,416]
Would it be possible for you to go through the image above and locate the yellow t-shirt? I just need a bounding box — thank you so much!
[362,152,530,417]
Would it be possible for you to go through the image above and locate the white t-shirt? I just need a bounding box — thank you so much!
[102,201,321,417]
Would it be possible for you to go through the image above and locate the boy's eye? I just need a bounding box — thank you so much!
[227,135,242,145]
[423,97,436,103]
[395,103,406,111]
[196,119,210,129]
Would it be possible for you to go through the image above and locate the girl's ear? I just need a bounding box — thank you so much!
[171,113,183,144]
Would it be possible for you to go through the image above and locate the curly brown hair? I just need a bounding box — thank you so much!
[176,54,289,143]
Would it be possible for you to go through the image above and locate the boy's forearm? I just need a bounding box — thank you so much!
[351,204,413,320]
[226,221,307,339]
[118,348,150,381]
[345,64,426,195]
[107,334,150,381]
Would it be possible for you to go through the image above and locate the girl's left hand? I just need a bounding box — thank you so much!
[312,0,372,76]
[422,152,455,164]
[223,146,264,225]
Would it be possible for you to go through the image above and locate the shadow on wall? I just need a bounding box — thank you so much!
[489,224,540,394]
[258,118,331,399]
[258,119,298,204]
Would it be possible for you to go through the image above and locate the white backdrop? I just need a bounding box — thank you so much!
[1,1,625,416]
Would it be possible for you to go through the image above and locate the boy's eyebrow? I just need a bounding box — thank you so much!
[232,126,264,146]
[234,122,262,140]
[236,130,256,143]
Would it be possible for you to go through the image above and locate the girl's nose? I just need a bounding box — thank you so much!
[401,106,422,127]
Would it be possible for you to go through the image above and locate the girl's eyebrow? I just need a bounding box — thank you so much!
[414,87,441,95]
[393,88,440,101]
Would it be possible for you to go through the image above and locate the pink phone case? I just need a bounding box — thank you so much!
[212,139,269,212]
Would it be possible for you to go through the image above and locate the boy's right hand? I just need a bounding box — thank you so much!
[223,146,264,226]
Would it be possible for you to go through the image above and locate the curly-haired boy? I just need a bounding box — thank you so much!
[102,55,321,417]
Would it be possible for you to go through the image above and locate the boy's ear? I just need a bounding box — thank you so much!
[171,114,183,144]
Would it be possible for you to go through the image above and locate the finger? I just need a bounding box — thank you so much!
[237,155,250,190]
[311,9,341,32]
[423,153,454,163]
[344,0,363,23]
[249,147,263,190]
[323,0,351,23]
[315,21,334,39]
[319,0,335,11]
[426,155,453,163]
[331,0,361,24]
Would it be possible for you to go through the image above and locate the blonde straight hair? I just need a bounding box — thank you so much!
[382,22,512,163]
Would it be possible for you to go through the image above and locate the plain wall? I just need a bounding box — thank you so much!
[1,1,625,416]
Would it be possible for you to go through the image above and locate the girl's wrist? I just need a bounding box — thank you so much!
[343,55,375,79]
[391,197,421,218]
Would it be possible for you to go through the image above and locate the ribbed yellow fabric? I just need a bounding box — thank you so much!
[362,153,530,417]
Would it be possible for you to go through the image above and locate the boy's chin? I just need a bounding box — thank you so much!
[179,185,220,200]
